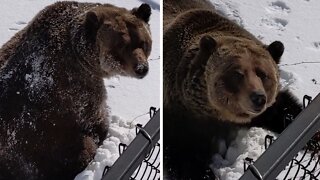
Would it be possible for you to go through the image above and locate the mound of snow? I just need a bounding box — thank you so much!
[75,116,138,180]
[211,128,277,180]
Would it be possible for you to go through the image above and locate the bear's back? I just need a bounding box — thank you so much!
[0,1,100,69]
[164,0,214,27]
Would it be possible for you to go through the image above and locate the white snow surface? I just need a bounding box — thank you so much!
[211,128,277,179]
[209,0,320,179]
[0,0,159,180]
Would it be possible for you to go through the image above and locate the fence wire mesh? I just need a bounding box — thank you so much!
[102,107,160,180]
[243,95,320,180]
[124,142,160,180]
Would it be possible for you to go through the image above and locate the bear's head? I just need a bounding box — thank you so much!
[77,3,152,78]
[187,36,284,123]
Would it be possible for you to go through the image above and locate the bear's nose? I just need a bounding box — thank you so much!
[250,91,266,110]
[134,63,149,78]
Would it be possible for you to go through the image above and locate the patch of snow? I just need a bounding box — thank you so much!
[211,128,277,180]
[75,116,136,180]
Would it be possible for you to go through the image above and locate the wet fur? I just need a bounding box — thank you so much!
[0,1,151,179]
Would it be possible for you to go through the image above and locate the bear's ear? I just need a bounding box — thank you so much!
[189,35,216,75]
[267,41,284,64]
[132,3,151,23]
[84,11,101,39]
[200,35,217,53]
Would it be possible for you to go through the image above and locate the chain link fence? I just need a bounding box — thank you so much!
[102,107,160,180]
[241,94,320,180]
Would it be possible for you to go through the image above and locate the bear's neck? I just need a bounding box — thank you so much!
[70,22,105,78]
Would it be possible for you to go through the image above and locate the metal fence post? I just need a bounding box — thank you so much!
[102,109,160,180]
[240,93,320,180]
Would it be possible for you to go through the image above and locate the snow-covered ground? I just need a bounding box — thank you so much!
[0,0,159,180]
[210,0,320,179]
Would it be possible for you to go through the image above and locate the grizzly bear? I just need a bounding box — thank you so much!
[163,0,301,179]
[0,2,152,180]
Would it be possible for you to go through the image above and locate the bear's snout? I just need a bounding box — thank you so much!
[250,91,266,111]
[134,62,149,78]
[131,48,149,78]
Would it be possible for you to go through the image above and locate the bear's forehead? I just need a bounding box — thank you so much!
[217,37,266,53]
[96,5,128,14]
[94,6,139,24]
[219,53,276,73]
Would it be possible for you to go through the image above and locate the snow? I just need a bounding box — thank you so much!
[75,116,138,180]
[211,128,277,179]
[209,0,320,179]
[0,0,159,180]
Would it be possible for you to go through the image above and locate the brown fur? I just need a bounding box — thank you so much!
[163,0,283,179]
[164,5,280,124]
[164,0,214,27]
[0,2,151,180]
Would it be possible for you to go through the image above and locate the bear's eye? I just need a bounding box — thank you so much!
[232,70,244,81]
[222,70,244,93]
[138,41,146,51]
[256,68,267,81]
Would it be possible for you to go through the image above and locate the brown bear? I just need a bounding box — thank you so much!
[163,0,301,179]
[0,2,152,180]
